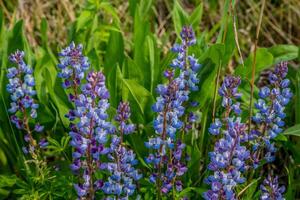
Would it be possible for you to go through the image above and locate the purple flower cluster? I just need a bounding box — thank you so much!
[204,76,250,200]
[260,174,285,200]
[58,43,114,198]
[101,102,142,199]
[251,62,292,166]
[71,71,114,198]
[6,50,45,156]
[171,26,201,131]
[57,42,90,90]
[145,74,188,194]
[145,26,201,195]
[171,26,201,91]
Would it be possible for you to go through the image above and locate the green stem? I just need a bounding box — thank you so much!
[248,0,266,133]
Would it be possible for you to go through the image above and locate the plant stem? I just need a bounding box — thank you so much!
[248,0,266,133]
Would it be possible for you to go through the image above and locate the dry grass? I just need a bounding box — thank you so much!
[1,0,84,46]
[0,0,299,51]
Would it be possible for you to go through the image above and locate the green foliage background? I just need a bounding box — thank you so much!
[0,0,299,199]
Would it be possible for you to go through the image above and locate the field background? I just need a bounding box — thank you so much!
[0,0,299,199]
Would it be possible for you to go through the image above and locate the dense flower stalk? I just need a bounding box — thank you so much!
[58,43,113,199]
[145,26,201,195]
[203,76,250,200]
[260,174,285,200]
[101,102,142,199]
[145,72,188,194]
[6,50,45,157]
[171,26,201,132]
[58,42,90,92]
[251,62,292,167]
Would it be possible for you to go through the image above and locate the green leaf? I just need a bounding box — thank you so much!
[133,5,150,88]
[172,1,188,36]
[239,178,260,200]
[284,124,300,136]
[274,134,288,142]
[201,44,225,64]
[104,30,124,107]
[178,187,205,197]
[145,34,160,93]
[76,10,93,32]
[121,79,154,122]
[122,79,153,114]
[235,48,274,78]
[189,3,203,29]
[0,175,17,187]
[40,18,48,47]
[268,45,298,63]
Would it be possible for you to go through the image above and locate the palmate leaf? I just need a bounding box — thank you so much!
[46,136,71,155]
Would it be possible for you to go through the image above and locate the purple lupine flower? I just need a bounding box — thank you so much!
[146,75,188,194]
[260,174,285,200]
[6,50,45,157]
[57,42,90,89]
[251,62,292,167]
[71,71,114,198]
[39,138,48,148]
[102,102,141,198]
[145,26,201,195]
[170,26,201,132]
[58,43,113,198]
[203,76,250,200]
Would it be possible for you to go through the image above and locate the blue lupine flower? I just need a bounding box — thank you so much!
[251,62,292,166]
[145,26,201,195]
[58,43,113,198]
[260,174,285,200]
[204,76,250,200]
[58,42,89,86]
[102,102,141,198]
[170,26,201,131]
[6,50,45,157]
[70,71,113,198]
[208,119,222,135]
[146,77,189,194]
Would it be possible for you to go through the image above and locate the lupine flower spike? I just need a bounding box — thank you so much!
[145,26,201,195]
[251,62,292,167]
[145,70,188,194]
[203,76,250,200]
[260,174,285,200]
[101,102,142,199]
[171,26,202,132]
[58,43,114,199]
[6,50,45,158]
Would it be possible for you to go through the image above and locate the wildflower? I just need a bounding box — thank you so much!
[145,26,201,195]
[260,174,285,200]
[101,102,142,198]
[57,42,89,89]
[72,71,113,198]
[251,62,292,166]
[203,76,250,200]
[6,50,45,157]
[58,43,113,198]
[171,26,202,130]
